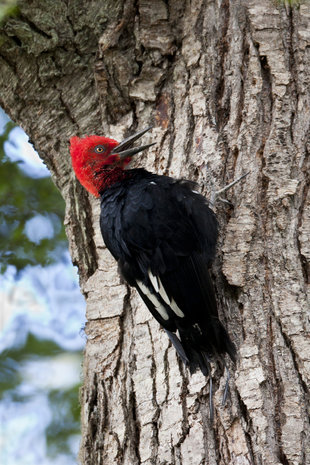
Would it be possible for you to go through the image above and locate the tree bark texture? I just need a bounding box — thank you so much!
[1,1,309,464]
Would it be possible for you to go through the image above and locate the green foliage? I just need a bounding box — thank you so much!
[0,122,67,272]
[46,385,81,457]
[0,0,19,23]
[0,333,62,400]
[276,0,303,6]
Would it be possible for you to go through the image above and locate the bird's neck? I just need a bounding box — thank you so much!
[96,167,131,194]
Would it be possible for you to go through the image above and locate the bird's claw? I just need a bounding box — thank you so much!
[210,171,250,205]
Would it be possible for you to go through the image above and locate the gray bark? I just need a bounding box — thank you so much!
[1,1,309,464]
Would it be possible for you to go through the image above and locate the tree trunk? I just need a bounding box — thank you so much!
[1,1,309,464]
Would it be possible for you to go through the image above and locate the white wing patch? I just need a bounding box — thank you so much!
[136,280,169,320]
[148,269,159,293]
[170,298,184,317]
[158,277,170,305]
[147,269,185,318]
[149,270,170,305]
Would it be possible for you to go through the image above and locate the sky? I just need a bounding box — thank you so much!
[4,126,50,178]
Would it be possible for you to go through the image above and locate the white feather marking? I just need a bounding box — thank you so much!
[150,181,156,185]
[148,270,171,306]
[148,269,159,293]
[136,280,169,320]
[158,278,170,305]
[170,298,184,317]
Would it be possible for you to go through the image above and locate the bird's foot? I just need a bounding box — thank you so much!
[210,171,250,205]
[222,366,230,406]
[201,353,214,422]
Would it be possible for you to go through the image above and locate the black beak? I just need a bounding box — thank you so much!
[111,126,155,159]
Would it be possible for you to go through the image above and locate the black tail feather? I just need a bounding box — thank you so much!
[178,322,236,372]
[165,323,235,421]
[165,329,189,366]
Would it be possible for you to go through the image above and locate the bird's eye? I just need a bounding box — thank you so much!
[95,145,105,153]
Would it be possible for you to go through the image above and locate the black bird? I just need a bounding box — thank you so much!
[70,127,237,415]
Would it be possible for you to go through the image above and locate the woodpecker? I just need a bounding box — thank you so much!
[70,127,236,402]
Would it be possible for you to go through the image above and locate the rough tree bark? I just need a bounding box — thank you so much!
[0,1,309,464]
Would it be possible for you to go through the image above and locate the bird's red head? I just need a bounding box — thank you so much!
[70,135,130,197]
[70,127,154,197]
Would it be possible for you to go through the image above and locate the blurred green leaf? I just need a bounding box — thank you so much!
[0,0,19,24]
[47,385,81,457]
[3,333,66,362]
[0,121,67,272]
[276,0,302,6]
[0,334,66,399]
[0,356,22,394]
